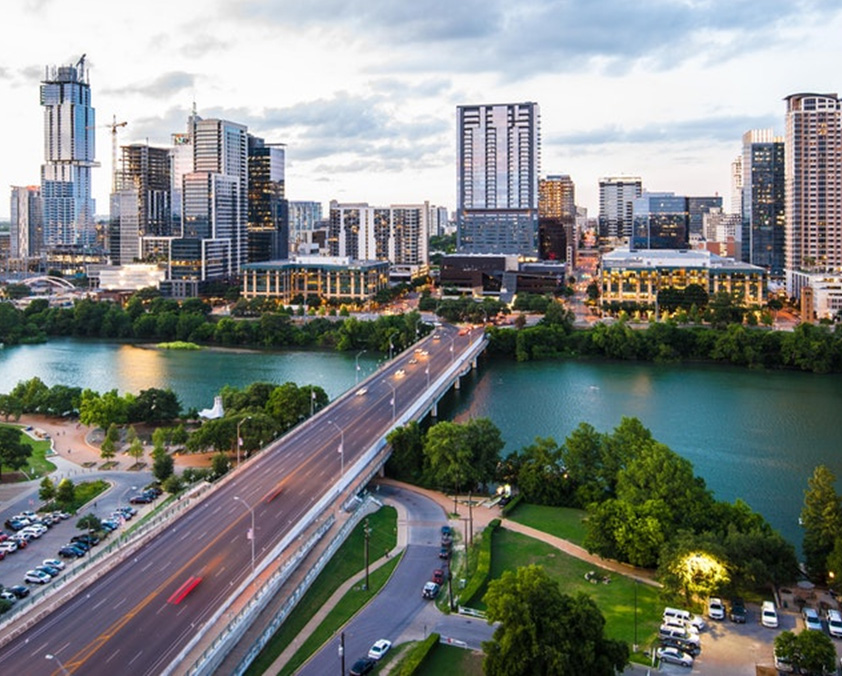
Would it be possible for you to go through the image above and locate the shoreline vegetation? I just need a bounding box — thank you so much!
[156,340,202,350]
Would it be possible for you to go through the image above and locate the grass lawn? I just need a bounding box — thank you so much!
[415,643,484,676]
[0,423,54,480]
[506,503,588,546]
[244,506,397,676]
[472,528,662,650]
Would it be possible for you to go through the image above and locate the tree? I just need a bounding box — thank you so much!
[385,421,425,482]
[424,421,473,501]
[801,465,842,582]
[483,565,628,676]
[56,478,75,505]
[162,474,184,495]
[76,513,102,534]
[774,630,836,676]
[39,476,56,502]
[127,437,145,467]
[153,452,175,483]
[211,452,230,478]
[515,437,573,506]
[0,426,32,480]
[100,434,116,461]
[128,388,181,423]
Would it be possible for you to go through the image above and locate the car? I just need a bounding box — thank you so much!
[367,639,392,661]
[729,597,747,623]
[774,648,795,673]
[6,585,30,599]
[43,558,65,571]
[761,600,778,628]
[35,565,61,578]
[395,369,406,377]
[431,569,445,585]
[129,494,152,504]
[658,624,700,648]
[24,570,51,585]
[708,597,725,620]
[657,645,694,667]
[408,358,418,364]
[355,387,368,396]
[0,541,18,554]
[662,618,699,636]
[71,533,99,547]
[659,637,700,656]
[420,350,428,356]
[0,590,17,604]
[4,519,26,532]
[422,581,440,599]
[803,606,823,631]
[433,334,441,341]
[100,520,119,532]
[438,546,451,560]
[826,609,842,638]
[58,545,86,559]
[12,536,28,549]
[117,507,136,518]
[349,657,375,675]
[441,525,453,537]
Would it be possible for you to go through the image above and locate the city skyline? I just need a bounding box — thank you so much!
[2,1,842,219]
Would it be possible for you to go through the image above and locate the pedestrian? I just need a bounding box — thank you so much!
[384,548,390,558]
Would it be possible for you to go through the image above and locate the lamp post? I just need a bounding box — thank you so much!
[448,334,455,363]
[236,416,252,468]
[233,496,255,575]
[45,654,70,676]
[388,336,395,361]
[327,419,345,477]
[355,349,367,385]
[386,381,396,421]
[425,364,430,389]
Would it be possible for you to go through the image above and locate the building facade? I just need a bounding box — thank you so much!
[40,56,96,249]
[598,176,642,242]
[288,201,323,255]
[247,135,288,263]
[784,93,842,296]
[456,102,540,257]
[10,186,43,259]
[741,129,786,274]
[631,192,689,250]
[538,174,576,263]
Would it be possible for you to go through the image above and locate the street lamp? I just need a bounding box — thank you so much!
[233,496,255,575]
[327,419,345,477]
[355,349,367,385]
[425,364,430,389]
[388,336,395,361]
[45,654,70,676]
[448,334,455,363]
[236,416,252,468]
[386,381,396,421]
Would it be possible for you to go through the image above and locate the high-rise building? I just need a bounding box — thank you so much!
[740,129,785,274]
[687,196,723,238]
[456,102,540,257]
[110,144,172,265]
[10,186,43,259]
[247,135,288,263]
[631,192,689,250]
[538,174,576,262]
[288,201,323,254]
[784,93,842,296]
[731,154,743,216]
[598,176,642,242]
[40,56,96,249]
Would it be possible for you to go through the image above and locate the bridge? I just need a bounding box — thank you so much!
[0,324,488,676]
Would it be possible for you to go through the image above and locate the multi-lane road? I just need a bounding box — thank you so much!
[0,324,480,675]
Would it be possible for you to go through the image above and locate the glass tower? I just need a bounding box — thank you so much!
[40,56,96,248]
[740,129,785,274]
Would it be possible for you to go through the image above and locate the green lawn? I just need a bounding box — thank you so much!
[244,506,397,676]
[415,643,484,676]
[506,503,588,546]
[473,527,662,649]
[0,423,55,480]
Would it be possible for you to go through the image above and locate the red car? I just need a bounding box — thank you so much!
[432,569,445,585]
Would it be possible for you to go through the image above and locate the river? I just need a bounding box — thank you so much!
[2,338,841,551]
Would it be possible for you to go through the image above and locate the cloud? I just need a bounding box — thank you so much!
[104,71,196,98]
[180,35,229,59]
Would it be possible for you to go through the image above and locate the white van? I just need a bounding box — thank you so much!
[761,600,778,628]
[827,609,842,638]
[663,607,706,632]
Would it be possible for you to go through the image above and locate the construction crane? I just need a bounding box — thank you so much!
[87,115,128,193]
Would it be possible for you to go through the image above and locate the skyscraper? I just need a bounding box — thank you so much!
[538,174,576,262]
[10,186,43,259]
[247,135,288,263]
[631,192,689,250]
[784,93,842,296]
[598,176,642,242]
[456,102,540,257]
[740,129,785,273]
[40,56,96,248]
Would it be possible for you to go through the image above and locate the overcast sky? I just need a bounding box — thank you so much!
[2,0,841,219]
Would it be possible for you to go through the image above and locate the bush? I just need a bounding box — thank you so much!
[392,633,440,676]
[501,494,523,517]
[460,519,500,607]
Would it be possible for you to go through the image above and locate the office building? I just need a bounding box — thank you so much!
[289,201,323,254]
[40,56,96,249]
[456,102,540,257]
[731,155,743,216]
[740,129,785,274]
[784,93,842,296]
[631,192,689,250]
[10,186,43,259]
[599,176,642,242]
[687,196,723,237]
[538,174,576,262]
[110,144,172,265]
[247,135,288,263]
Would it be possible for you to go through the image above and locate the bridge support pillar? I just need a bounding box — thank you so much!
[454,376,461,390]
[472,358,477,369]
[432,401,438,418]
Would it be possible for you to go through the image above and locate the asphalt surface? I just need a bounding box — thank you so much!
[0,325,481,676]
[299,484,495,676]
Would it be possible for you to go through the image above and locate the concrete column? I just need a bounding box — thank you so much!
[454,376,461,390]
[431,402,438,417]
[471,358,477,370]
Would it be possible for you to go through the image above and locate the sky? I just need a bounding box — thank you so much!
[2,0,842,220]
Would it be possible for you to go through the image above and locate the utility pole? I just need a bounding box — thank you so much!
[468,490,473,547]
[364,518,370,591]
[339,632,345,675]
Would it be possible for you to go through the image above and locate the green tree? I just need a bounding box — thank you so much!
[385,421,425,482]
[463,417,505,488]
[162,474,184,495]
[774,630,836,675]
[800,465,842,582]
[424,421,472,500]
[515,437,572,506]
[127,437,145,467]
[211,452,230,477]
[483,565,628,676]
[76,513,102,534]
[153,452,175,483]
[100,434,116,461]
[56,478,75,505]
[0,426,32,480]
[79,389,130,428]
[39,476,56,502]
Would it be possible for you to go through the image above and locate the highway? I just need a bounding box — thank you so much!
[0,324,480,676]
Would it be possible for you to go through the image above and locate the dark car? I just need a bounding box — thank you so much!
[441,525,452,537]
[7,585,30,599]
[129,494,153,504]
[71,533,99,547]
[659,637,701,656]
[729,598,747,623]
[349,657,375,675]
[441,532,453,546]
[36,565,61,578]
[438,546,451,560]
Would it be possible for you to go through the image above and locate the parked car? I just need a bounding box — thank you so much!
[367,639,392,661]
[803,606,823,631]
[438,546,451,560]
[774,647,795,673]
[58,545,86,559]
[35,565,61,578]
[431,569,445,585]
[71,533,99,547]
[349,657,375,675]
[129,494,152,504]
[729,597,747,623]
[708,597,725,620]
[657,645,694,667]
[827,608,842,638]
[663,606,706,632]
[658,624,700,648]
[6,585,30,599]
[659,637,700,657]
[0,590,17,604]
[42,558,65,571]
[761,600,778,628]
[0,541,18,554]
[24,570,51,585]
[422,581,440,599]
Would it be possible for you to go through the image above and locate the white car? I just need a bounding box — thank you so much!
[367,639,392,661]
[0,541,19,554]
[657,645,694,667]
[24,570,51,585]
[803,606,823,631]
[827,608,842,638]
[708,597,725,620]
[42,558,66,571]
[395,369,406,377]
[761,600,778,628]
[355,387,368,396]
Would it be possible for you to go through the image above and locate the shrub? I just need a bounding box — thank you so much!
[460,519,500,607]
[501,494,523,517]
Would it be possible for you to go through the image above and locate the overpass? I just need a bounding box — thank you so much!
[0,324,488,676]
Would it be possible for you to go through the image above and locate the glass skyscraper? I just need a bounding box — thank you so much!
[456,102,540,257]
[740,129,785,274]
[40,56,96,248]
